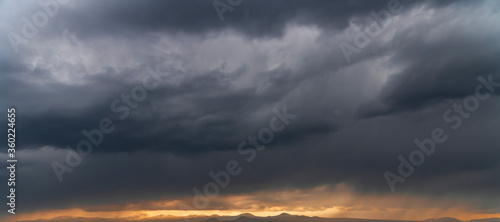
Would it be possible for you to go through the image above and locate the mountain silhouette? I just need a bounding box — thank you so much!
[19,213,500,222]
[198,214,500,222]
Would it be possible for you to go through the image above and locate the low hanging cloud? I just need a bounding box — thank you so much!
[1,0,500,221]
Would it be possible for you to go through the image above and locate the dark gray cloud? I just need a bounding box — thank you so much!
[33,0,404,39]
[356,15,500,118]
[0,0,500,219]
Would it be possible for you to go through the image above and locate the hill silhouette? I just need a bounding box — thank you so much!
[17,213,500,222]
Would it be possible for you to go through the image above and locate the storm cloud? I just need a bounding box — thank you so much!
[0,0,499,221]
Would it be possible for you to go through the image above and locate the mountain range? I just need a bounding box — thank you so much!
[20,212,500,222]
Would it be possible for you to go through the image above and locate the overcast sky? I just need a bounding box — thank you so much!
[1,0,500,221]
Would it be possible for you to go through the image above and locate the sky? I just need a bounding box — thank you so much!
[0,0,500,221]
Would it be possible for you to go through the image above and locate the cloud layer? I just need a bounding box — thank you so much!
[0,0,499,220]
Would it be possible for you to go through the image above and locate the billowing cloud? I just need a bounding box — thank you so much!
[0,0,499,221]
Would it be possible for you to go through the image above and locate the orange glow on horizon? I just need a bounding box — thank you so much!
[7,208,500,222]
[6,185,500,222]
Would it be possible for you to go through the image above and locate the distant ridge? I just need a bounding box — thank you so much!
[199,214,500,222]
[239,213,257,218]
[275,213,292,217]
[18,213,500,222]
